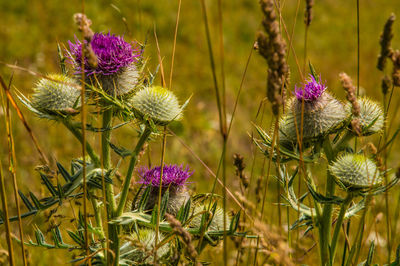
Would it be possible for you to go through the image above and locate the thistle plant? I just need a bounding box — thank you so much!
[255,68,399,265]
[0,14,241,266]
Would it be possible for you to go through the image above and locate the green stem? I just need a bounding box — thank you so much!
[330,193,353,265]
[90,195,105,241]
[101,108,118,266]
[62,119,101,167]
[320,138,336,265]
[116,126,151,216]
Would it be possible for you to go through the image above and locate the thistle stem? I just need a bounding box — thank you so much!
[116,126,151,216]
[320,138,336,265]
[90,195,105,241]
[330,193,353,264]
[101,108,118,265]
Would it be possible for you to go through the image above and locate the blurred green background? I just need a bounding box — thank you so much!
[1,0,400,264]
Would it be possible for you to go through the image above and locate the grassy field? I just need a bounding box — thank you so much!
[1,0,400,265]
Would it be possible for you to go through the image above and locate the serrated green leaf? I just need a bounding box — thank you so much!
[57,162,72,182]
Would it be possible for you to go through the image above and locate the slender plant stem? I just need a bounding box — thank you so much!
[0,162,14,265]
[345,196,371,266]
[154,126,167,264]
[330,193,353,264]
[341,220,351,265]
[169,0,182,89]
[383,87,391,263]
[253,119,279,265]
[116,126,151,216]
[1,86,26,265]
[79,26,90,265]
[320,138,336,265]
[101,108,118,265]
[90,195,105,241]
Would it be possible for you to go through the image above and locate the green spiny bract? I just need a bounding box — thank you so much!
[116,63,141,96]
[94,62,144,97]
[346,97,384,135]
[130,86,183,125]
[120,228,170,264]
[31,74,81,115]
[279,92,348,146]
[329,154,382,190]
[189,204,230,232]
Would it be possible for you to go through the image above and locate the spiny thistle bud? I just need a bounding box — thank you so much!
[279,75,347,145]
[68,32,142,96]
[346,97,384,135]
[189,204,230,232]
[131,86,183,125]
[31,74,81,115]
[136,164,192,215]
[120,229,169,263]
[329,154,382,190]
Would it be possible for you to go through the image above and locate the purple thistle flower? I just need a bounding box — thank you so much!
[294,74,326,101]
[138,164,193,188]
[68,32,141,76]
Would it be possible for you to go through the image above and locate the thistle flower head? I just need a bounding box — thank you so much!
[131,86,183,125]
[329,154,382,189]
[31,74,81,114]
[294,74,326,102]
[138,164,192,188]
[279,92,348,146]
[68,32,140,76]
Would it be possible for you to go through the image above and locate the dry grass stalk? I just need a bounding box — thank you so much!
[304,0,314,26]
[367,142,384,169]
[381,75,392,95]
[255,176,262,204]
[377,14,395,71]
[165,213,198,261]
[73,13,98,69]
[233,153,249,189]
[340,72,361,135]
[391,50,400,87]
[257,0,289,116]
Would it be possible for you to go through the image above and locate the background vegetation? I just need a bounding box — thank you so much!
[1,0,400,264]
